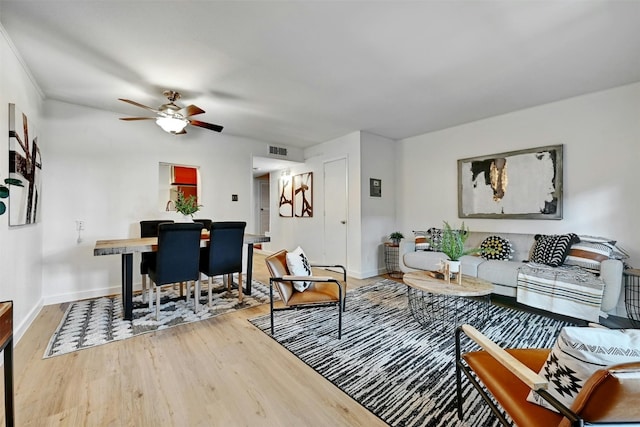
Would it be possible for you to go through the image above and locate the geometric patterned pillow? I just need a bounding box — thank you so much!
[530,233,579,267]
[285,246,312,292]
[480,235,513,260]
[526,326,640,412]
[564,241,612,273]
[428,227,445,252]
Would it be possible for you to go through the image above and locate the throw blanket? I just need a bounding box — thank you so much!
[517,263,604,322]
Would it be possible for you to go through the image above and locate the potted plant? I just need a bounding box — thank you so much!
[438,221,479,279]
[389,231,404,245]
[174,191,202,220]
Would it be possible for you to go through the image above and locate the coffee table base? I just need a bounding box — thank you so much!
[407,287,490,331]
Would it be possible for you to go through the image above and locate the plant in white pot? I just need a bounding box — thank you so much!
[437,221,480,283]
[174,191,202,221]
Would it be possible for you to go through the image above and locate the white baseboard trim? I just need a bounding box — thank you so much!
[43,285,123,306]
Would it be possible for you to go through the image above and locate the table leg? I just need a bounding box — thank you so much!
[245,243,254,295]
[3,337,14,427]
[121,253,133,321]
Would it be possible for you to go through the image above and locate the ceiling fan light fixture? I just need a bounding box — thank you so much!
[156,116,188,134]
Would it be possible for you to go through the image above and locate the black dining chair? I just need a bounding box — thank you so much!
[139,220,174,307]
[199,221,246,306]
[193,219,212,231]
[148,222,204,319]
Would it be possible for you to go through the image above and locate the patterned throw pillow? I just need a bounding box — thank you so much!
[526,326,640,412]
[564,241,612,273]
[428,227,444,252]
[529,233,579,267]
[413,230,430,251]
[285,246,312,292]
[480,236,513,260]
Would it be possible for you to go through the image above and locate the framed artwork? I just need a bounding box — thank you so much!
[8,103,42,226]
[293,172,313,217]
[370,178,382,197]
[458,145,563,220]
[278,175,293,217]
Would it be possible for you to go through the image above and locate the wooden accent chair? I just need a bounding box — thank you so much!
[265,250,346,339]
[147,222,204,319]
[455,324,640,426]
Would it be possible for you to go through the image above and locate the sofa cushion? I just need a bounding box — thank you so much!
[530,233,579,267]
[564,241,612,273]
[526,326,640,412]
[480,235,514,261]
[477,260,522,288]
[403,250,444,271]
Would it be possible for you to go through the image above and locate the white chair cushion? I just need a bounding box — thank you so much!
[285,246,312,292]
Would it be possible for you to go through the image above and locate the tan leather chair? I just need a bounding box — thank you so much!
[455,324,640,426]
[265,249,346,339]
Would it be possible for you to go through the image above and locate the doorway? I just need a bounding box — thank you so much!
[323,158,348,268]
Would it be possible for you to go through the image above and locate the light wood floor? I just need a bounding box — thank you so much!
[4,253,388,426]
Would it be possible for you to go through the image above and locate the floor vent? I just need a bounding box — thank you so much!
[269,146,288,156]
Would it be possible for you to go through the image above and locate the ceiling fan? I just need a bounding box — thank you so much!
[118,90,223,134]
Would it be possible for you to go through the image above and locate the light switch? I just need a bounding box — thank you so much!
[232,194,238,201]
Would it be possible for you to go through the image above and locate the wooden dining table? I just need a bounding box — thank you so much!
[94,233,270,320]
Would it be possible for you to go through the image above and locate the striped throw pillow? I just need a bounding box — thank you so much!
[565,241,612,273]
[413,231,430,251]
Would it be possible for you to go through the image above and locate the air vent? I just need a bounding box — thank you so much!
[269,146,288,156]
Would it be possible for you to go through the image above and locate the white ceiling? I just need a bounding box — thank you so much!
[1,1,639,148]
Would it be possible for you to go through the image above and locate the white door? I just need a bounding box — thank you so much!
[324,158,348,268]
[259,179,270,235]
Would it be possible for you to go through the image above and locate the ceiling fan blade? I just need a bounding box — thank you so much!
[189,119,223,132]
[118,98,160,114]
[178,104,205,117]
[119,117,155,121]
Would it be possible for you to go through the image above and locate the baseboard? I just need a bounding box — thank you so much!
[43,285,122,306]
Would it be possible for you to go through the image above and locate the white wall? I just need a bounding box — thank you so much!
[0,27,45,340]
[360,132,397,277]
[397,82,640,314]
[40,99,286,304]
[267,130,398,279]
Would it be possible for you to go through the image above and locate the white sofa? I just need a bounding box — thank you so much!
[398,231,624,321]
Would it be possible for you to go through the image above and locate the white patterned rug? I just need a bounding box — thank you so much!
[44,277,272,358]
[249,279,575,427]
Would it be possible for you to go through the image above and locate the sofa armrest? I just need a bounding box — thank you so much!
[398,238,418,273]
[600,259,624,312]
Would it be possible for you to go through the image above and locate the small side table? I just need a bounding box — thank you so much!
[384,243,403,279]
[624,268,640,327]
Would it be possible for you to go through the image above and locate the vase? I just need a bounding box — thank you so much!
[178,214,193,223]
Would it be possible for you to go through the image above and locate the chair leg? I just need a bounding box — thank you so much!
[208,276,212,307]
[338,296,343,340]
[194,280,200,313]
[148,285,153,311]
[227,274,232,292]
[156,285,161,320]
[238,273,243,303]
[270,281,275,336]
[141,274,147,303]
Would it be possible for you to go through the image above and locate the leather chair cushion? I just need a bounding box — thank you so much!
[464,348,562,427]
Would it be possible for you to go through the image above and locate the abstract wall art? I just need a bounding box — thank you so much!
[293,172,313,217]
[458,145,562,219]
[278,175,293,217]
[8,103,42,226]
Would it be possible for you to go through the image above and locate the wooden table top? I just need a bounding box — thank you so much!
[403,270,493,297]
[94,233,270,256]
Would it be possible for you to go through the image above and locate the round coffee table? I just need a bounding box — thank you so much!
[403,270,494,331]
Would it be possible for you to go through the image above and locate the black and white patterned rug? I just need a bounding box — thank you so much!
[249,279,575,427]
[44,277,272,358]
